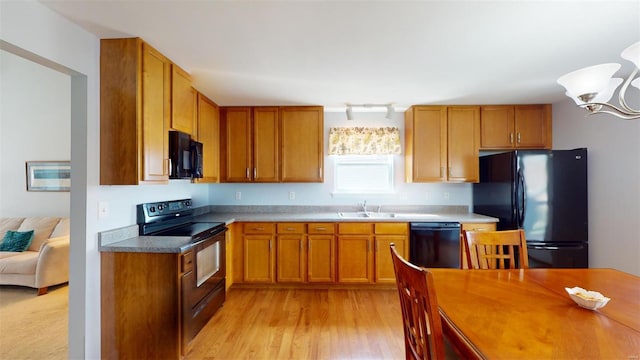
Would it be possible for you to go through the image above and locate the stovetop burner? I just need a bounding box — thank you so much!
[136,199,225,241]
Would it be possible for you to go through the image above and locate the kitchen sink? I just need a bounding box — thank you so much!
[337,212,442,219]
[337,211,396,219]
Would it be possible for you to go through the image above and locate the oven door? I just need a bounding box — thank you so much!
[182,229,226,349]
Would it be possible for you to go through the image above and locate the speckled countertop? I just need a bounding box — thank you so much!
[98,205,498,254]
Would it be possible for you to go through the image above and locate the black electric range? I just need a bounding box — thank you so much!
[137,199,225,242]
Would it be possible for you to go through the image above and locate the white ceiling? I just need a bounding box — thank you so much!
[41,1,640,111]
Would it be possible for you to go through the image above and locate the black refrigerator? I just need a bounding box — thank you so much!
[472,148,588,268]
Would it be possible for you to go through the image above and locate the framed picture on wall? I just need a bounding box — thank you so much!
[25,161,71,192]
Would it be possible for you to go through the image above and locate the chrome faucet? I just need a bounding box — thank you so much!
[360,200,368,213]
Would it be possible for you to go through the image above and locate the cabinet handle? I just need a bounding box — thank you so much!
[254,168,257,179]
[314,227,326,231]
[319,167,322,178]
[367,241,370,252]
[246,168,250,179]
[509,133,514,144]
[254,227,264,231]
[286,227,295,231]
[308,239,311,251]
[300,241,303,251]
[517,132,521,144]
[269,239,272,250]
[440,167,444,177]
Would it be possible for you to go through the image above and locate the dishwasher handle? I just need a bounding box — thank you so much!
[410,222,461,231]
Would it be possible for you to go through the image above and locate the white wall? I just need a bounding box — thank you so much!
[1,2,209,358]
[209,111,472,207]
[0,49,71,217]
[553,97,640,276]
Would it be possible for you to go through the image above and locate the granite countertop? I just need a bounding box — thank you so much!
[99,205,498,254]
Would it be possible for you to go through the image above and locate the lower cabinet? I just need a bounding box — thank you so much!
[459,222,497,269]
[243,223,276,283]
[238,221,408,286]
[101,251,185,359]
[337,223,374,283]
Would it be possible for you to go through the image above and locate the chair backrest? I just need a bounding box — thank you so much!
[390,243,446,360]
[463,229,529,269]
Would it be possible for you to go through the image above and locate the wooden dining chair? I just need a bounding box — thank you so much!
[462,229,529,269]
[390,243,446,360]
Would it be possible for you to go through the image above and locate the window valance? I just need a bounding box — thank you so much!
[328,127,401,155]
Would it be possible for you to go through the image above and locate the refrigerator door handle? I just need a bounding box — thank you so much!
[529,245,560,250]
[516,169,526,227]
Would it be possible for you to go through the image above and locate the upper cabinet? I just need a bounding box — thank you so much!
[220,106,323,183]
[280,106,324,183]
[171,65,197,135]
[480,104,552,149]
[100,38,171,185]
[405,105,479,183]
[194,93,220,183]
[220,107,279,182]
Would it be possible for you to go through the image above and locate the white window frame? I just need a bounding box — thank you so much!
[332,155,395,195]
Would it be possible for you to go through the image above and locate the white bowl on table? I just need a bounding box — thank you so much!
[565,287,611,310]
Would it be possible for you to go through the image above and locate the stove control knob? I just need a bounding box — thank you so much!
[149,206,156,213]
[185,200,192,207]
[157,204,164,211]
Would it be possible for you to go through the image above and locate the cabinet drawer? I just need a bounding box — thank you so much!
[277,223,305,234]
[307,223,335,234]
[181,251,194,273]
[243,223,275,234]
[375,223,408,235]
[461,222,496,232]
[338,223,373,234]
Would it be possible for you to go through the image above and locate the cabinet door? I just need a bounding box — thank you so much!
[171,64,196,135]
[480,105,515,149]
[375,235,407,284]
[447,106,480,182]
[141,42,171,182]
[253,107,280,182]
[514,105,551,149]
[276,234,305,283]
[406,106,447,182]
[244,235,275,283]
[337,235,373,283]
[195,93,220,183]
[280,106,324,182]
[221,107,252,182]
[307,234,335,283]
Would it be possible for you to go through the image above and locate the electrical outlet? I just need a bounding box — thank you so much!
[235,192,241,200]
[443,192,450,200]
[289,191,295,200]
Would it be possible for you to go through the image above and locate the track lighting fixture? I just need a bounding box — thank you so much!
[345,103,395,120]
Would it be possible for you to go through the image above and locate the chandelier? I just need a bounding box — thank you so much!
[557,42,640,120]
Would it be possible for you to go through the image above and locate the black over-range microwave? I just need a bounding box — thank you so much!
[169,130,203,179]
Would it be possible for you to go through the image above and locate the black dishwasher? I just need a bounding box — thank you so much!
[409,222,461,268]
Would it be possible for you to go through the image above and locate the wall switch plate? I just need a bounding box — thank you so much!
[289,191,295,200]
[98,201,110,219]
[235,192,241,200]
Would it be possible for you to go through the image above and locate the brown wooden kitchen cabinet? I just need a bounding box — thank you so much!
[276,222,337,283]
[480,104,552,149]
[280,106,324,182]
[243,223,276,283]
[193,93,220,183]
[276,223,306,283]
[459,222,497,269]
[405,105,480,183]
[220,107,279,182]
[101,251,185,359]
[306,223,336,283]
[337,223,375,284]
[100,38,171,185]
[374,223,409,284]
[171,64,197,135]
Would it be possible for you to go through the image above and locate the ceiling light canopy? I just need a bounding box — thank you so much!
[557,41,640,120]
[345,104,395,120]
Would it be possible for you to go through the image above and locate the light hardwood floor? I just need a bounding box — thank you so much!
[185,288,405,360]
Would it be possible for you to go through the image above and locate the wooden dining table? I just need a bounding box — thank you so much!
[429,268,640,359]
